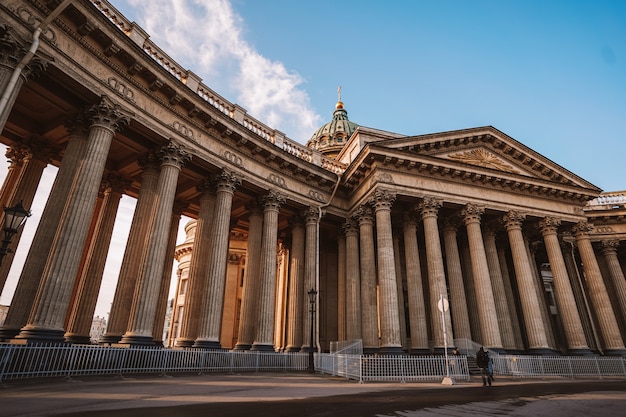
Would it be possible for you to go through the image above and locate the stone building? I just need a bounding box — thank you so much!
[0,0,625,355]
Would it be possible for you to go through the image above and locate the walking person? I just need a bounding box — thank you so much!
[476,346,493,386]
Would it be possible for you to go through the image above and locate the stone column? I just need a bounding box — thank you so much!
[573,222,626,354]
[153,200,186,345]
[251,190,285,351]
[369,189,402,353]
[483,227,516,350]
[0,141,52,292]
[526,238,557,349]
[101,154,160,343]
[462,204,503,350]
[194,170,240,349]
[120,140,190,345]
[14,97,130,343]
[461,244,482,342]
[503,210,551,353]
[337,229,347,342]
[600,240,626,322]
[0,117,89,341]
[539,217,590,354]
[497,246,524,350]
[561,238,599,351]
[0,27,49,132]
[234,201,263,350]
[419,197,453,351]
[301,206,320,352]
[393,230,407,348]
[442,219,472,342]
[356,205,379,352]
[175,181,216,347]
[403,213,429,353]
[65,175,127,343]
[285,217,305,351]
[0,145,29,209]
[343,218,362,342]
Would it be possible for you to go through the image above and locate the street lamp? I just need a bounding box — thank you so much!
[0,201,31,266]
[307,288,317,373]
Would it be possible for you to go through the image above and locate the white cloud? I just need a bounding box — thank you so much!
[126,0,321,142]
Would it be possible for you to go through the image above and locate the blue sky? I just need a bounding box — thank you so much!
[1,0,625,317]
[110,0,626,191]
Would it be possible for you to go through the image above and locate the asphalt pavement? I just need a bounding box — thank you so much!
[1,372,625,417]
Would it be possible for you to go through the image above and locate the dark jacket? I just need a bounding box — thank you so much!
[476,348,489,368]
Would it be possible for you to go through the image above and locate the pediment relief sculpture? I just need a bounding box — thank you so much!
[446,148,519,174]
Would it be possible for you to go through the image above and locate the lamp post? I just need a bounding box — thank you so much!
[307,288,317,373]
[0,201,31,267]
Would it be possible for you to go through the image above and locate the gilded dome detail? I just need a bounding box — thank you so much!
[306,89,358,159]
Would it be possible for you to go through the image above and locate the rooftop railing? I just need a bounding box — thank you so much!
[586,191,626,208]
[90,0,347,175]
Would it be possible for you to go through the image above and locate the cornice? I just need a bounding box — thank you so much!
[27,0,338,206]
[342,145,597,206]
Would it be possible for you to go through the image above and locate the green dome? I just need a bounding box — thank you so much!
[306,100,358,159]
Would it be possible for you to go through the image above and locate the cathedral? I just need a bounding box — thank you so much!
[1,0,625,356]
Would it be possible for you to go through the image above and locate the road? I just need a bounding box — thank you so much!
[1,373,625,417]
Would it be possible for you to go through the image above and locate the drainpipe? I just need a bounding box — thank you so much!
[0,0,72,119]
[314,170,343,353]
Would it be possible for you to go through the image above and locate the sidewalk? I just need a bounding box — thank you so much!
[1,372,625,417]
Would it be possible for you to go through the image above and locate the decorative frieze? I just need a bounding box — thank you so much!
[172,121,195,140]
[107,77,135,102]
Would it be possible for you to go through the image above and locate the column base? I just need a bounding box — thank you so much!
[98,334,123,344]
[409,348,432,355]
[250,343,275,352]
[363,347,379,354]
[284,346,301,352]
[64,334,92,344]
[192,340,222,350]
[118,334,156,346]
[603,348,626,356]
[175,338,196,348]
[12,326,66,344]
[432,346,457,355]
[528,347,560,356]
[567,348,596,356]
[233,343,252,351]
[485,346,507,354]
[0,327,21,341]
[379,346,405,355]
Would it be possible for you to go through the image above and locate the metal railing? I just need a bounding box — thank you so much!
[317,353,470,383]
[493,355,626,379]
[329,339,363,355]
[0,343,307,382]
[2,343,626,384]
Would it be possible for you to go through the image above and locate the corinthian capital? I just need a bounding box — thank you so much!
[462,203,484,225]
[303,206,321,223]
[539,217,561,236]
[261,190,285,210]
[214,169,241,194]
[600,240,619,255]
[502,210,526,230]
[571,221,593,237]
[418,196,442,219]
[342,218,359,235]
[86,96,132,133]
[158,139,192,168]
[353,205,374,225]
[368,189,396,210]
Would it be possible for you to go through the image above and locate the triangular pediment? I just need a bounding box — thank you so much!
[362,126,600,191]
